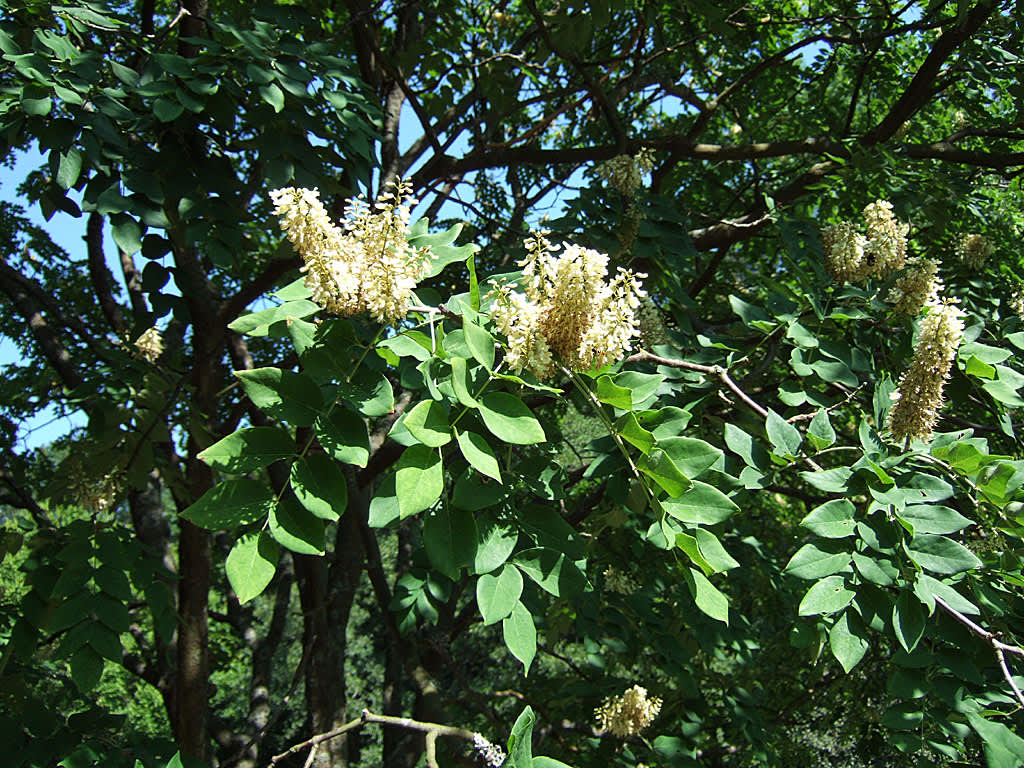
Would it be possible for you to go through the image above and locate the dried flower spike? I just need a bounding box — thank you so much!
[956,233,992,270]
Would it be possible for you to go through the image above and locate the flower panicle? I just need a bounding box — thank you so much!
[270,182,433,324]
[489,235,646,380]
[823,200,908,284]
[594,685,662,738]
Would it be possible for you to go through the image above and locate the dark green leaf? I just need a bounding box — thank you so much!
[798,575,855,616]
[906,535,981,575]
[315,407,370,467]
[403,400,452,447]
[235,368,324,426]
[513,548,588,597]
[198,427,294,474]
[502,603,537,675]
[290,454,347,520]
[423,505,478,579]
[829,609,869,672]
[784,541,852,580]
[182,478,275,529]
[269,498,326,555]
[456,429,502,482]
[801,499,857,538]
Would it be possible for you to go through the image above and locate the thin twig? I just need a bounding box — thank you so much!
[270,709,487,768]
[933,595,1024,708]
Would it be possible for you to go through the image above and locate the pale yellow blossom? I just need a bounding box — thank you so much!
[594,685,662,738]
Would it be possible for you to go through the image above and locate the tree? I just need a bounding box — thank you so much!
[1,0,1023,766]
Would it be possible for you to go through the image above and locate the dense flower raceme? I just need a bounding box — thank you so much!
[823,200,908,283]
[956,233,993,270]
[596,148,656,197]
[594,685,662,738]
[888,298,965,443]
[490,232,645,379]
[270,183,434,324]
[887,256,941,316]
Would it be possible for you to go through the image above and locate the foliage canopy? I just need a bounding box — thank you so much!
[1,0,1023,766]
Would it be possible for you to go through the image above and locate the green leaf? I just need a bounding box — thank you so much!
[784,541,852,580]
[637,449,691,497]
[659,481,738,524]
[403,400,452,447]
[315,407,370,467]
[800,467,853,493]
[676,532,715,576]
[502,602,537,675]
[269,498,326,555]
[612,371,664,406]
[56,149,83,190]
[198,427,294,474]
[235,368,324,426]
[967,713,1024,767]
[766,409,802,457]
[596,375,633,409]
[881,702,924,732]
[657,436,722,478]
[290,454,347,521]
[472,514,518,574]
[913,574,979,615]
[695,528,740,572]
[70,645,104,693]
[724,423,770,470]
[897,505,972,536]
[423,505,478,579]
[153,97,187,124]
[394,445,444,517]
[807,409,837,450]
[228,300,320,336]
[513,548,588,597]
[450,357,479,407]
[893,589,925,652]
[225,531,280,603]
[798,575,855,616]
[456,429,502,482]
[464,319,495,371]
[906,535,981,575]
[478,393,546,445]
[615,412,654,454]
[688,567,729,624]
[801,499,857,538]
[259,83,285,111]
[829,609,869,672]
[368,475,400,528]
[477,565,523,625]
[182,478,275,529]
[111,214,142,256]
[506,706,536,767]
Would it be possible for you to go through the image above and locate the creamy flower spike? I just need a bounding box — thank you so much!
[270,182,433,324]
[823,200,909,284]
[957,233,993,270]
[594,685,662,738]
[862,200,908,276]
[490,233,645,379]
[596,148,656,197]
[888,298,965,443]
[887,256,941,316]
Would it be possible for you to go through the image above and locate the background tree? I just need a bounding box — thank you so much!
[1,0,1023,766]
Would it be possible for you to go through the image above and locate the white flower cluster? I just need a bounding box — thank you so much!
[594,685,662,738]
[823,200,908,283]
[471,733,506,768]
[888,298,965,443]
[596,148,656,197]
[270,183,434,324]
[1010,283,1024,318]
[887,256,941,316]
[134,326,164,363]
[490,232,645,380]
[956,233,992,270]
[603,566,639,595]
